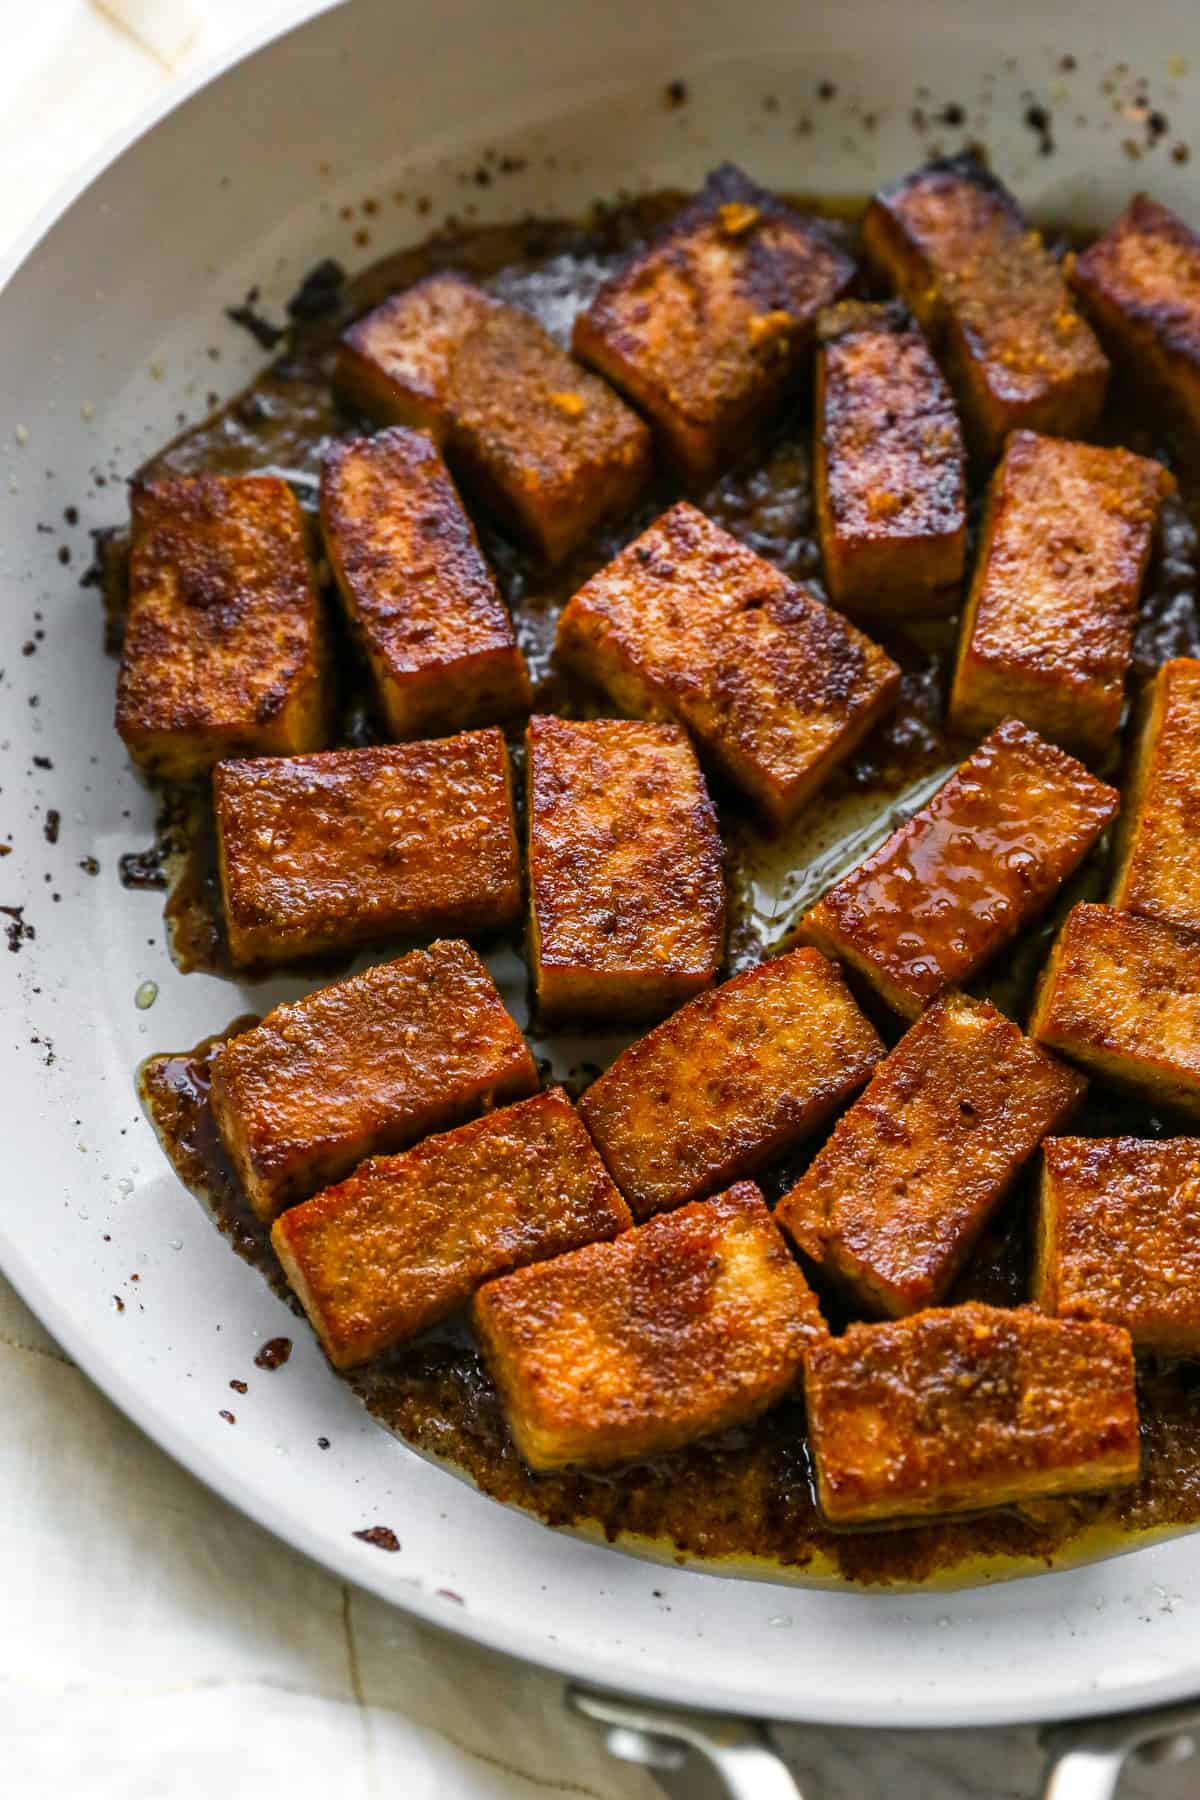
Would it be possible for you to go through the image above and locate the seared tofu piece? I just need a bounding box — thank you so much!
[209,940,538,1222]
[579,947,883,1218]
[814,300,966,615]
[472,1182,825,1471]
[803,719,1118,1018]
[271,1089,631,1368]
[862,154,1108,459]
[115,475,328,778]
[336,273,652,561]
[526,715,725,1025]
[1109,658,1200,935]
[1035,1136,1200,1354]
[1030,903,1200,1119]
[806,1303,1138,1525]
[949,432,1173,760]
[572,163,856,485]
[777,993,1085,1317]
[556,501,901,829]
[214,730,521,967]
[1069,195,1200,448]
[320,427,530,739]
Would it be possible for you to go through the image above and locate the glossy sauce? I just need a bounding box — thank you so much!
[132,192,1200,1584]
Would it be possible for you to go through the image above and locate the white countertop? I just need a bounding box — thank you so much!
[1,7,1195,1796]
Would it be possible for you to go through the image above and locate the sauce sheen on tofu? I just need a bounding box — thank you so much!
[214,731,522,966]
[802,718,1119,1016]
[472,1182,825,1470]
[579,947,883,1217]
[525,714,725,1025]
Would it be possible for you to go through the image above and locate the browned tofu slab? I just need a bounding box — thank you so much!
[1109,658,1200,934]
[556,501,901,829]
[814,300,966,616]
[472,1181,825,1470]
[777,992,1085,1317]
[1069,195,1200,447]
[1030,903,1200,1119]
[862,154,1108,459]
[572,163,856,485]
[803,718,1118,1018]
[209,940,538,1222]
[805,1301,1139,1525]
[320,427,530,739]
[1035,1136,1200,1355]
[526,714,724,1026]
[949,432,1173,760]
[115,475,329,778]
[214,730,521,967]
[578,947,883,1218]
[271,1089,630,1368]
[336,273,652,561]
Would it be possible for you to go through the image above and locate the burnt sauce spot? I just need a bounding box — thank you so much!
[354,1525,401,1552]
[255,1336,292,1371]
[126,193,1200,1586]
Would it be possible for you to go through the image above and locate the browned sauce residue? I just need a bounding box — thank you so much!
[131,193,1200,1586]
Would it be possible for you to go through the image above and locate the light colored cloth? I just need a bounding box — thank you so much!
[2,10,1197,1799]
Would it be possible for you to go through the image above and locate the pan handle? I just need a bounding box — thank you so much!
[568,1686,804,1799]
[1040,1698,1200,1800]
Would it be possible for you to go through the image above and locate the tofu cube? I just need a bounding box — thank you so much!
[1030,903,1200,1119]
[805,1302,1139,1525]
[336,273,652,562]
[320,427,530,739]
[472,1182,826,1470]
[803,718,1118,1018]
[526,714,725,1026]
[572,163,856,485]
[115,475,329,778]
[579,946,883,1218]
[556,501,901,829]
[862,154,1108,459]
[814,300,966,615]
[214,729,521,967]
[777,992,1085,1316]
[1035,1136,1200,1354]
[1109,657,1200,935]
[949,432,1173,760]
[209,939,538,1222]
[1069,195,1200,449]
[271,1088,631,1368]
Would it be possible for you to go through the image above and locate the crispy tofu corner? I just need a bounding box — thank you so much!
[805,1302,1139,1526]
[472,1181,825,1470]
[1109,657,1200,936]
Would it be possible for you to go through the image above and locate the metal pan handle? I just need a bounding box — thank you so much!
[568,1687,805,1799]
[1040,1698,1200,1800]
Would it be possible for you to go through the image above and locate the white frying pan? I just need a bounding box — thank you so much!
[2,2,1199,1793]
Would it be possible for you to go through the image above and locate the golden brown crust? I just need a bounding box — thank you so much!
[556,501,901,828]
[213,731,521,967]
[1109,657,1200,934]
[472,1182,826,1470]
[208,940,539,1222]
[1029,903,1200,1119]
[777,992,1085,1316]
[802,718,1119,1017]
[814,300,966,614]
[949,432,1173,759]
[319,426,530,738]
[1035,1136,1200,1354]
[335,273,652,561]
[805,1301,1139,1525]
[271,1088,631,1368]
[1069,194,1200,447]
[578,947,883,1218]
[572,165,855,486]
[525,714,725,1026]
[862,155,1108,459]
[115,474,329,778]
